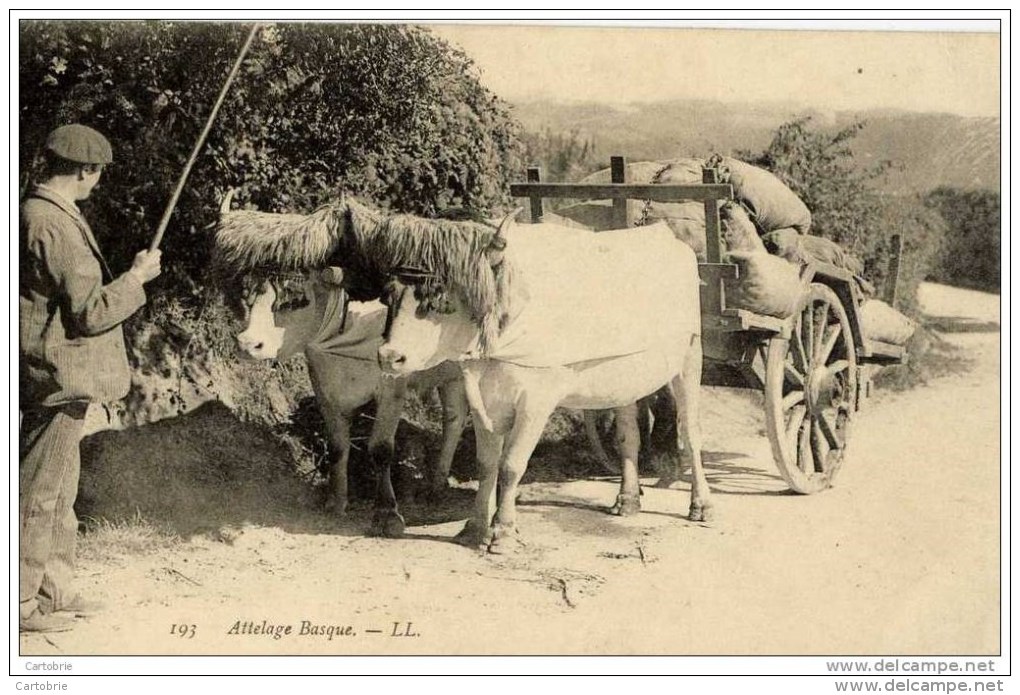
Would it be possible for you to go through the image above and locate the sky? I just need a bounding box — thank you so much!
[427,23,1001,118]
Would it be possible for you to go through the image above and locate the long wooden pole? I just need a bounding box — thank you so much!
[149,23,260,252]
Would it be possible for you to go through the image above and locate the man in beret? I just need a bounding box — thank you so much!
[19,124,162,633]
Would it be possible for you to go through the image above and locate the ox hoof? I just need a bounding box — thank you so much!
[487,524,524,555]
[688,504,714,523]
[610,493,641,517]
[371,510,406,538]
[454,520,491,550]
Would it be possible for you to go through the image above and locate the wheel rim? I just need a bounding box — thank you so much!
[765,283,858,493]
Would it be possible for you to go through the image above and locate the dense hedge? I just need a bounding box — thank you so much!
[925,187,1000,293]
[20,21,523,290]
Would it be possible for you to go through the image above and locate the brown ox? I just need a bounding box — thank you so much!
[234,269,468,537]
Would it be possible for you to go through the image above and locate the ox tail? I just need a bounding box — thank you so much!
[459,361,495,433]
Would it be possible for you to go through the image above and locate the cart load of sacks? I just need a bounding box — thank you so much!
[544,156,916,346]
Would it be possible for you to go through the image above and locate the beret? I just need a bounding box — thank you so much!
[44,124,113,164]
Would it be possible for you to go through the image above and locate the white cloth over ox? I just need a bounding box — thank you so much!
[486,222,701,370]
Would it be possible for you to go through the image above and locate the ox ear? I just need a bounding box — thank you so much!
[486,207,522,268]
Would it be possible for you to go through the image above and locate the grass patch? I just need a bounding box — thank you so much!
[78,511,181,563]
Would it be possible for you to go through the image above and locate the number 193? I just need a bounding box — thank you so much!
[171,623,197,639]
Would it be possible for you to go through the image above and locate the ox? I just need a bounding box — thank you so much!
[214,196,685,549]
[234,269,468,537]
[376,215,710,552]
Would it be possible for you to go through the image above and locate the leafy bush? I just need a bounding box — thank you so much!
[20,21,524,439]
[924,187,1000,293]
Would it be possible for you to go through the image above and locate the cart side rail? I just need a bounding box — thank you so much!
[511,155,736,315]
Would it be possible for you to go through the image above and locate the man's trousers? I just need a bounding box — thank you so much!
[19,402,88,617]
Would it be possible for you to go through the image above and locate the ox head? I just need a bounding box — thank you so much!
[377,207,520,374]
[235,268,344,360]
[376,270,479,375]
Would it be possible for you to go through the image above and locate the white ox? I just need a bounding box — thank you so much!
[377,218,710,553]
[235,269,468,537]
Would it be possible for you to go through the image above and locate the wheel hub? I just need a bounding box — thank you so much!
[806,367,837,414]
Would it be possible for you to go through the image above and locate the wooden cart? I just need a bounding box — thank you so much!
[510,156,907,494]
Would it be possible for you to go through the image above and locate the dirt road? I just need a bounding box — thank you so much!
[19,283,1001,657]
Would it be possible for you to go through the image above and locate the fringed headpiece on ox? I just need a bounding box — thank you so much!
[214,189,350,275]
[213,193,521,351]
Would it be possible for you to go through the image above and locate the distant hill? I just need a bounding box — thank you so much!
[511,99,1000,194]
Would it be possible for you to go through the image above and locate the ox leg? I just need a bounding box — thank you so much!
[637,396,653,463]
[488,399,556,554]
[322,414,352,516]
[672,336,713,522]
[430,379,469,498]
[650,390,683,488]
[455,426,502,549]
[369,383,407,538]
[609,403,642,517]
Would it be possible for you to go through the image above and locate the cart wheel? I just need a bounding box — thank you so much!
[764,283,858,493]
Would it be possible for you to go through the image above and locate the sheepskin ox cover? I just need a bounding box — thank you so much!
[305,289,386,362]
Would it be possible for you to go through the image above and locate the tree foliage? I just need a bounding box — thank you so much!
[19,21,523,291]
[521,127,601,184]
[741,117,946,314]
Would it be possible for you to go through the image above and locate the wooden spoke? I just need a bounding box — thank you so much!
[785,404,807,449]
[791,329,808,373]
[811,420,828,473]
[785,362,805,387]
[819,324,842,366]
[812,303,830,359]
[798,416,813,472]
[817,410,842,450]
[802,306,814,362]
[782,390,804,412]
[825,359,850,379]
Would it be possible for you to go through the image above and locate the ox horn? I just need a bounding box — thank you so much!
[219,188,236,216]
[487,206,522,268]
